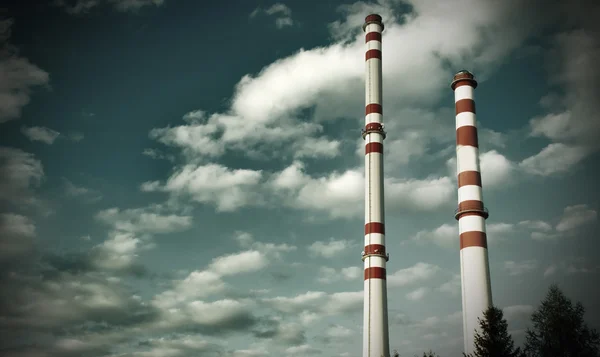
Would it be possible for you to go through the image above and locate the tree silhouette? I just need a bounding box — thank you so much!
[463,305,524,357]
[524,284,600,357]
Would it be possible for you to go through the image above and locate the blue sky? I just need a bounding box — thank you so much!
[1,0,599,356]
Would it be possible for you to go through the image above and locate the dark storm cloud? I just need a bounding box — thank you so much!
[41,252,95,275]
[0,210,266,356]
[0,248,273,356]
[184,310,258,337]
[0,20,49,124]
[126,335,224,357]
[0,229,159,356]
[0,213,36,267]
[0,271,160,331]
[251,317,280,339]
[41,247,155,279]
[0,270,160,356]
[4,342,114,357]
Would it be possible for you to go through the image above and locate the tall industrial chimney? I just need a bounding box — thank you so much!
[451,70,493,355]
[361,14,390,357]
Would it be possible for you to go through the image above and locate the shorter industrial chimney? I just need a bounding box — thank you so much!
[451,70,493,355]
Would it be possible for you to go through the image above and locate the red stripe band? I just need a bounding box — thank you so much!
[365,142,383,154]
[364,244,386,255]
[364,267,386,280]
[456,99,476,115]
[365,222,385,235]
[456,126,479,147]
[365,32,382,43]
[366,104,382,115]
[460,231,488,249]
[458,200,484,211]
[458,171,482,187]
[452,79,477,90]
[365,14,383,24]
[366,49,381,60]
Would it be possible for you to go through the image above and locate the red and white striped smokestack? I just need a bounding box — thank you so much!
[451,70,493,355]
[361,13,390,357]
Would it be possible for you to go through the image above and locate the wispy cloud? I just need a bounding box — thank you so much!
[21,126,61,144]
[68,131,85,142]
[438,274,461,296]
[503,305,534,321]
[0,147,45,208]
[543,256,600,277]
[54,0,165,14]
[316,266,361,283]
[142,148,175,162]
[250,3,294,29]
[521,204,597,240]
[504,260,538,276]
[63,178,103,203]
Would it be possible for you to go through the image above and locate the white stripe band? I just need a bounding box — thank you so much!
[454,85,474,102]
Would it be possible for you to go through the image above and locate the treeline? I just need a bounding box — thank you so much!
[400,284,600,357]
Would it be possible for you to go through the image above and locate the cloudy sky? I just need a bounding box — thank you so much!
[1,0,599,356]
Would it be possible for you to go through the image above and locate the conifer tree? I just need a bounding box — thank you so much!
[524,284,600,357]
[464,305,524,357]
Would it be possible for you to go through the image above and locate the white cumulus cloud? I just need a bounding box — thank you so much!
[317,266,361,283]
[406,287,430,301]
[388,262,440,287]
[141,163,264,212]
[250,3,294,29]
[308,238,353,258]
[208,250,269,276]
[411,223,457,248]
[555,204,597,232]
[519,143,587,176]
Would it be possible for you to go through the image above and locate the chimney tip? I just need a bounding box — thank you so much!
[363,14,384,32]
[451,70,478,90]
